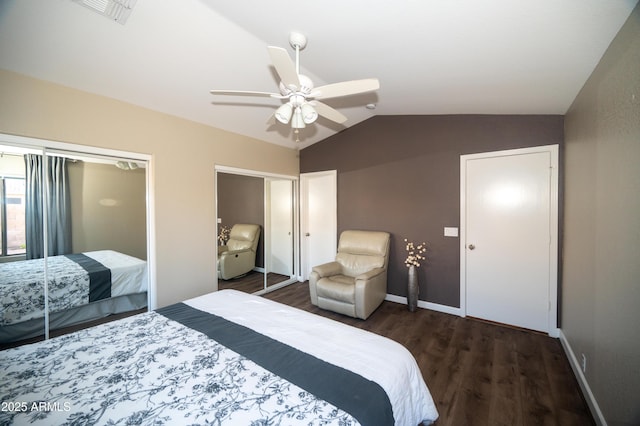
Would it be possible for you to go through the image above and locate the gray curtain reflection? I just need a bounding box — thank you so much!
[24,154,72,259]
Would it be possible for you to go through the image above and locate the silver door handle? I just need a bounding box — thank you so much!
[468,244,475,250]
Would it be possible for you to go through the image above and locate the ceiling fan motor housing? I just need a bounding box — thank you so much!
[288,32,308,50]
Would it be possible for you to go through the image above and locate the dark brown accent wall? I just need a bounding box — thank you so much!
[217,172,264,267]
[300,115,564,308]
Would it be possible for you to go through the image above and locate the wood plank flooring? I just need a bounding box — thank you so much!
[218,270,290,293]
[3,281,595,425]
[262,282,594,426]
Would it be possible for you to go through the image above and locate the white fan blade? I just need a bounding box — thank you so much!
[267,46,300,89]
[312,101,347,124]
[312,78,380,100]
[210,90,284,98]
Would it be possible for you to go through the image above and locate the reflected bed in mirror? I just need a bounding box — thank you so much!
[0,250,147,345]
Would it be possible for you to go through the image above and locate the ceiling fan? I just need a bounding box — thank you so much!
[210,32,380,141]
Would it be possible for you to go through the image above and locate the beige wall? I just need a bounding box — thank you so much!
[0,69,299,308]
[563,5,640,425]
[68,161,147,260]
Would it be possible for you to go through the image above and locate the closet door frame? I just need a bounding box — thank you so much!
[0,133,156,337]
[214,164,299,294]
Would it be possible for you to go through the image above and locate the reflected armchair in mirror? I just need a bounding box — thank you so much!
[217,224,261,280]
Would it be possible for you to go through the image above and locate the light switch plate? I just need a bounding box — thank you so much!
[444,227,459,237]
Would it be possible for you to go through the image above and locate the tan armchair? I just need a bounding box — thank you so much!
[218,224,261,280]
[309,230,390,319]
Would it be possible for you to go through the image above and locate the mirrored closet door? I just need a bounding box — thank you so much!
[265,177,294,290]
[215,166,298,294]
[0,135,152,348]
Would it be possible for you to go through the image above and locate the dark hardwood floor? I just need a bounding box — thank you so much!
[2,282,595,425]
[263,282,594,426]
[218,270,290,293]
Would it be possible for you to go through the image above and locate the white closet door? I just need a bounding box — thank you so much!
[300,170,337,281]
[268,179,293,276]
[461,146,558,334]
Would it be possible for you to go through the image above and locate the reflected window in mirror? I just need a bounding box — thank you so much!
[1,177,27,258]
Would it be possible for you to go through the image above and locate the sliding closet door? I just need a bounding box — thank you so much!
[215,166,298,295]
[265,178,294,288]
[0,144,48,345]
[45,150,149,337]
[216,172,265,293]
[1,134,152,347]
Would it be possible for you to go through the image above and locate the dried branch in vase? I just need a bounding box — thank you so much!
[404,238,428,267]
[218,225,230,245]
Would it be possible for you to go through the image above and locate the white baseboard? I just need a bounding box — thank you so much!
[384,294,462,316]
[558,330,607,426]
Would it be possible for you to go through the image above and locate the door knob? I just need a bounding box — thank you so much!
[305,232,310,237]
[468,244,475,250]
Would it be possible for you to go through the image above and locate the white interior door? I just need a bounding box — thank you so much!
[268,179,293,276]
[461,146,558,334]
[300,170,337,281]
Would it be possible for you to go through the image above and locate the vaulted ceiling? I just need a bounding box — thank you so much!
[0,0,637,149]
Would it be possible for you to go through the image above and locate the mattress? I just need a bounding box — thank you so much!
[0,289,438,425]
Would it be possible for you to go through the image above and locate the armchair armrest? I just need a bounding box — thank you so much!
[354,267,388,319]
[312,261,342,278]
[218,245,228,255]
[221,248,251,257]
[355,267,385,281]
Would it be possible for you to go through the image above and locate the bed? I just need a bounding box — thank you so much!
[0,289,439,425]
[0,250,148,343]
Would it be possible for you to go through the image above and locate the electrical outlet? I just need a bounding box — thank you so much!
[581,353,587,373]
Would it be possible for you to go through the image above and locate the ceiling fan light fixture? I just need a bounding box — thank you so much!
[291,107,306,129]
[275,103,293,124]
[300,103,318,124]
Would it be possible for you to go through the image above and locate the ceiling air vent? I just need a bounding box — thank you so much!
[71,0,137,25]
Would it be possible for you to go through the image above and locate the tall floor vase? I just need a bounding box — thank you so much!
[407,265,419,312]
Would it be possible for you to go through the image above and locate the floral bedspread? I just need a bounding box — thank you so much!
[0,310,359,425]
[0,256,91,326]
[0,255,112,326]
